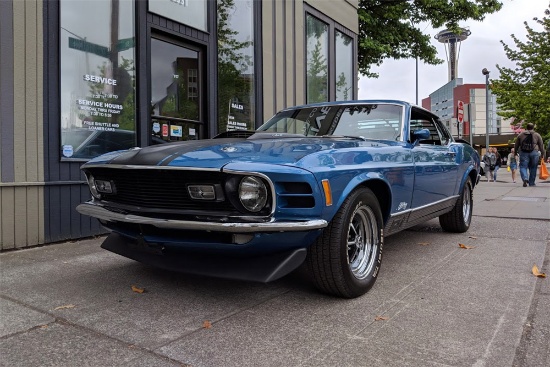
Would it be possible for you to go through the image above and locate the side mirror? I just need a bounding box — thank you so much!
[411,128,430,146]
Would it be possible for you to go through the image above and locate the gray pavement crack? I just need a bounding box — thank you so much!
[0,293,190,366]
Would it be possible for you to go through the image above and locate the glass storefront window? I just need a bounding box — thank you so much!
[60,0,136,160]
[306,14,328,104]
[148,0,207,32]
[335,31,353,101]
[150,38,201,142]
[217,0,255,133]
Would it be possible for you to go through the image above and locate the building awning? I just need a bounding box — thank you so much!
[470,134,516,147]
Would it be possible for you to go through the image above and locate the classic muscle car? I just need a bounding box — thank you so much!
[77,100,481,298]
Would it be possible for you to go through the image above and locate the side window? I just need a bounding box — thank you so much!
[434,119,452,145]
[409,108,442,145]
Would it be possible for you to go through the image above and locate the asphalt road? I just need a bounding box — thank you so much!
[1,174,549,367]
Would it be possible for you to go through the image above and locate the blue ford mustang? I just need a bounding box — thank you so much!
[77,100,481,298]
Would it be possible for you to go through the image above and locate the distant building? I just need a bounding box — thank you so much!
[422,79,516,149]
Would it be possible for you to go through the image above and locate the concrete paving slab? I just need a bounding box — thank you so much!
[1,243,291,349]
[0,298,54,338]
[0,322,181,367]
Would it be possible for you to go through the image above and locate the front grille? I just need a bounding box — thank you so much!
[89,168,236,212]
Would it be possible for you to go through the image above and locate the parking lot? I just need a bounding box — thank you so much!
[1,176,549,367]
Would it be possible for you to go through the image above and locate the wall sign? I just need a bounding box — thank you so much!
[59,0,137,160]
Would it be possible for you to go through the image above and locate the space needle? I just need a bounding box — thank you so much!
[435,27,471,81]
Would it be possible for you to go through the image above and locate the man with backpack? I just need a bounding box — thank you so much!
[513,123,545,187]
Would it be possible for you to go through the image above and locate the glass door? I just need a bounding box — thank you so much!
[150,37,203,143]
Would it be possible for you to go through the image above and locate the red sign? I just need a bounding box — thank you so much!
[162,124,169,137]
[457,100,464,124]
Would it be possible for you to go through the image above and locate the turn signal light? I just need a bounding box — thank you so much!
[321,179,332,206]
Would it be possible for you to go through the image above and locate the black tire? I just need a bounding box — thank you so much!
[306,187,383,298]
[439,177,473,233]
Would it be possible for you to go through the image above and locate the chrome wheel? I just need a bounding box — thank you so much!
[439,177,473,233]
[462,182,472,225]
[307,187,383,298]
[347,205,379,280]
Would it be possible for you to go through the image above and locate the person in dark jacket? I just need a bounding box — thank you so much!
[492,147,502,181]
[482,148,497,182]
[514,123,545,187]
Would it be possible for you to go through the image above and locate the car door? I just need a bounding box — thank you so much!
[410,108,459,209]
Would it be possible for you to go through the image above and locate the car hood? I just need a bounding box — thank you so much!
[85,136,395,169]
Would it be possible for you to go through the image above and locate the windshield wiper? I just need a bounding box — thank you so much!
[321,135,367,141]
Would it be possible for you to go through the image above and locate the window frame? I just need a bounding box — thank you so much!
[304,5,357,103]
[410,107,453,146]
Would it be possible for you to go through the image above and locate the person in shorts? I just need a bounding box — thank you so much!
[507,148,519,183]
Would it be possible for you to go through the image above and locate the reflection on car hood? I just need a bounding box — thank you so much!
[86,137,395,169]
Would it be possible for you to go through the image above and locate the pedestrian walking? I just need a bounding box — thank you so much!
[482,148,496,182]
[513,123,546,187]
[492,147,501,181]
[507,148,519,183]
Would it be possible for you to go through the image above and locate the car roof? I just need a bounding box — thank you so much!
[278,99,435,117]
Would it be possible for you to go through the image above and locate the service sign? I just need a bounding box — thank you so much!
[59,0,136,160]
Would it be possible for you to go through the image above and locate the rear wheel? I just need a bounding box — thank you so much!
[307,187,383,298]
[439,177,473,233]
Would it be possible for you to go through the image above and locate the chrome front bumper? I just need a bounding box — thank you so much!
[76,202,328,233]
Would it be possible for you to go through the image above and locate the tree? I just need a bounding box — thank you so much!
[307,39,328,103]
[491,4,550,142]
[358,0,502,77]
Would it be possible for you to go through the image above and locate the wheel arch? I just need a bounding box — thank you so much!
[334,177,392,226]
[358,180,392,224]
[463,167,478,190]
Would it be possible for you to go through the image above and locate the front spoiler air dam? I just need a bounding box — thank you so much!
[76,202,328,233]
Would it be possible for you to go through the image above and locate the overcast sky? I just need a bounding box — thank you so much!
[358,0,548,104]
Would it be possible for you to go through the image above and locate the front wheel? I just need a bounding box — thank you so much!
[306,187,383,298]
[439,177,473,233]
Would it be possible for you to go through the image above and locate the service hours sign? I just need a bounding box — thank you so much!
[59,0,137,160]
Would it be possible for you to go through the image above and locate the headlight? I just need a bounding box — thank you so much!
[85,173,101,199]
[239,176,268,212]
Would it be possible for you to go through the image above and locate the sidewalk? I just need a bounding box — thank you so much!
[475,164,550,220]
[1,169,549,367]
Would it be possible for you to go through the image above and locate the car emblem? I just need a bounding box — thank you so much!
[221,147,237,153]
[187,185,216,200]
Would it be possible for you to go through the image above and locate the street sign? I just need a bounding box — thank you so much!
[116,38,134,52]
[68,37,110,58]
[457,100,464,124]
[69,37,134,58]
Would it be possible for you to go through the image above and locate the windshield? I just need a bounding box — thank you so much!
[257,103,404,141]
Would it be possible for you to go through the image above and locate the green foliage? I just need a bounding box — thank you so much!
[491,4,550,143]
[358,0,502,77]
[336,72,349,101]
[307,39,328,103]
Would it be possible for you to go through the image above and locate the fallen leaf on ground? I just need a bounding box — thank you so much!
[468,236,477,239]
[459,243,475,249]
[532,264,547,278]
[417,242,430,246]
[374,316,389,321]
[203,320,212,329]
[40,325,48,329]
[54,304,75,310]
[131,285,145,293]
